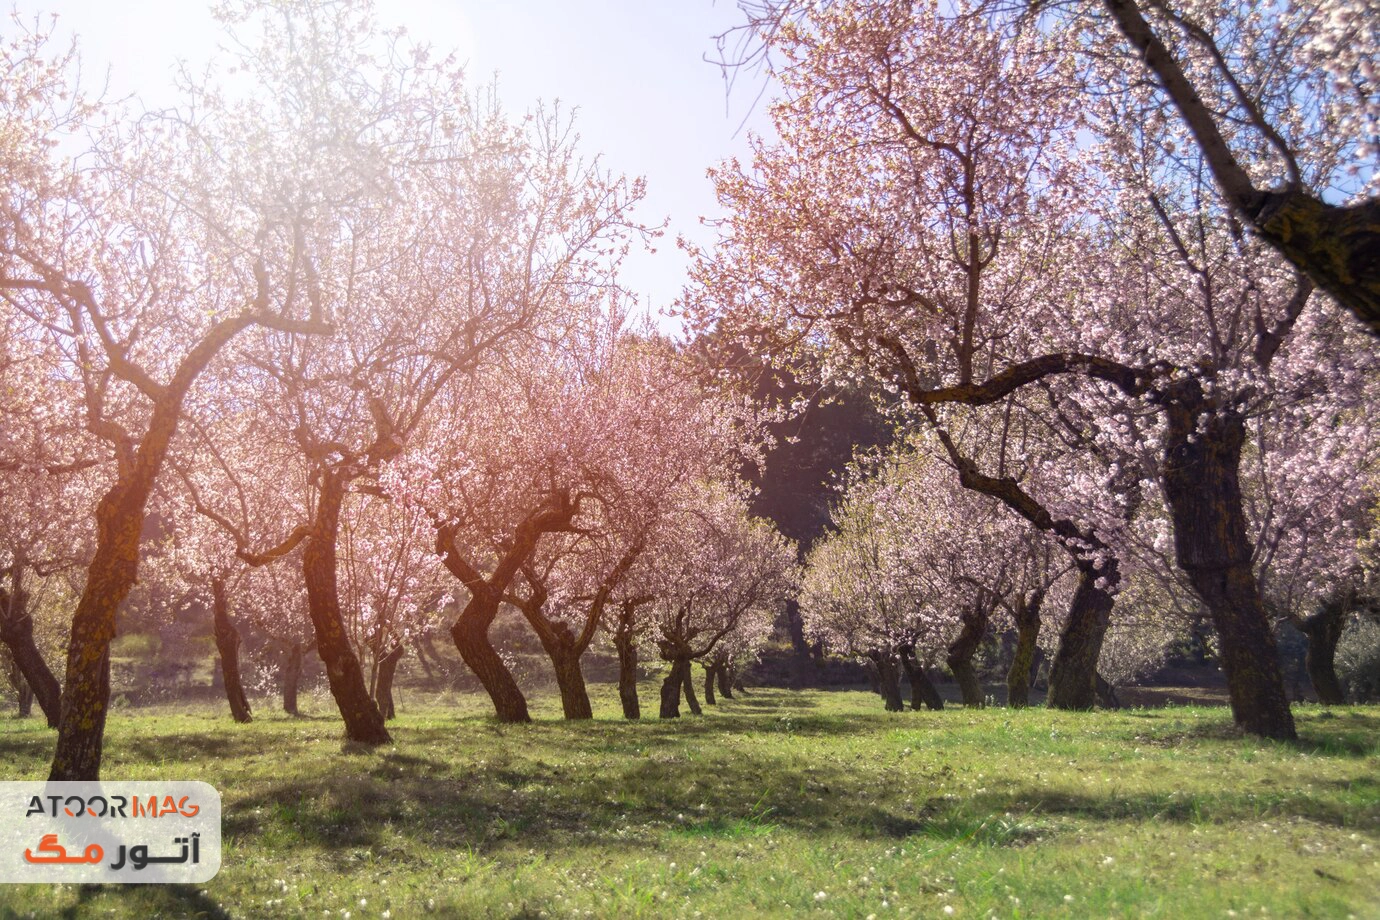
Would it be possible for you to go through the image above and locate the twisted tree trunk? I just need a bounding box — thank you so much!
[1007,589,1044,709]
[867,649,905,712]
[717,665,734,700]
[1095,672,1121,710]
[302,474,390,744]
[210,577,252,724]
[1298,595,1349,706]
[549,644,593,720]
[0,585,60,727]
[681,660,702,715]
[947,605,989,708]
[372,643,405,720]
[659,656,691,719]
[451,591,531,723]
[899,642,943,711]
[282,642,304,716]
[1161,388,1296,740]
[1047,565,1115,711]
[613,623,640,720]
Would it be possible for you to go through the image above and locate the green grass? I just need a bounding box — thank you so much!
[1,686,1378,918]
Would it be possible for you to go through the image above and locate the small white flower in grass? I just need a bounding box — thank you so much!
[426,898,435,911]
[1102,856,1115,866]
[1064,895,1074,903]
[814,891,828,901]
[359,899,367,908]
[943,907,955,916]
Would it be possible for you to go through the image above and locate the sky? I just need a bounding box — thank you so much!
[21,0,780,332]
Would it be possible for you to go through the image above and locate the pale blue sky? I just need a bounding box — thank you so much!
[23,1,778,331]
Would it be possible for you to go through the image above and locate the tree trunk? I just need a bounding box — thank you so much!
[302,474,390,744]
[717,665,734,700]
[1161,390,1296,740]
[373,644,405,720]
[17,676,34,717]
[282,642,304,716]
[550,645,593,720]
[451,591,531,723]
[614,626,640,720]
[868,650,905,712]
[1046,566,1115,711]
[899,645,943,711]
[681,660,702,715]
[1007,589,1044,709]
[50,471,153,780]
[1095,672,1121,709]
[946,606,989,708]
[210,577,252,724]
[660,657,690,719]
[2,648,34,718]
[1299,595,1349,706]
[865,659,882,695]
[0,594,61,727]
[703,664,717,706]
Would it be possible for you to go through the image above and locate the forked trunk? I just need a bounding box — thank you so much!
[1299,596,1349,706]
[1161,391,1296,740]
[899,644,943,711]
[1006,590,1043,709]
[659,657,691,719]
[302,475,390,744]
[1047,566,1115,711]
[211,577,252,724]
[947,606,989,708]
[282,642,304,716]
[373,644,405,720]
[614,626,640,719]
[451,592,531,723]
[0,592,61,727]
[868,649,905,712]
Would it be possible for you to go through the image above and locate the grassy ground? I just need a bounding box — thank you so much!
[0,685,1377,919]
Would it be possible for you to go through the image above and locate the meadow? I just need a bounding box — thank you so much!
[1,687,1377,919]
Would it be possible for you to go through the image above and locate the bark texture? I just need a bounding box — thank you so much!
[659,657,691,719]
[1161,388,1296,740]
[372,643,404,720]
[947,606,989,708]
[613,618,641,720]
[899,642,944,711]
[211,577,252,724]
[1298,594,1349,706]
[1006,589,1043,709]
[0,585,61,727]
[302,474,390,744]
[868,649,905,712]
[282,642,305,716]
[1047,566,1115,711]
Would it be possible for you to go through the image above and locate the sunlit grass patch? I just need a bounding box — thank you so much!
[0,689,1377,918]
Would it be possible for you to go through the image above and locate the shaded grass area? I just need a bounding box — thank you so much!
[0,685,1378,918]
